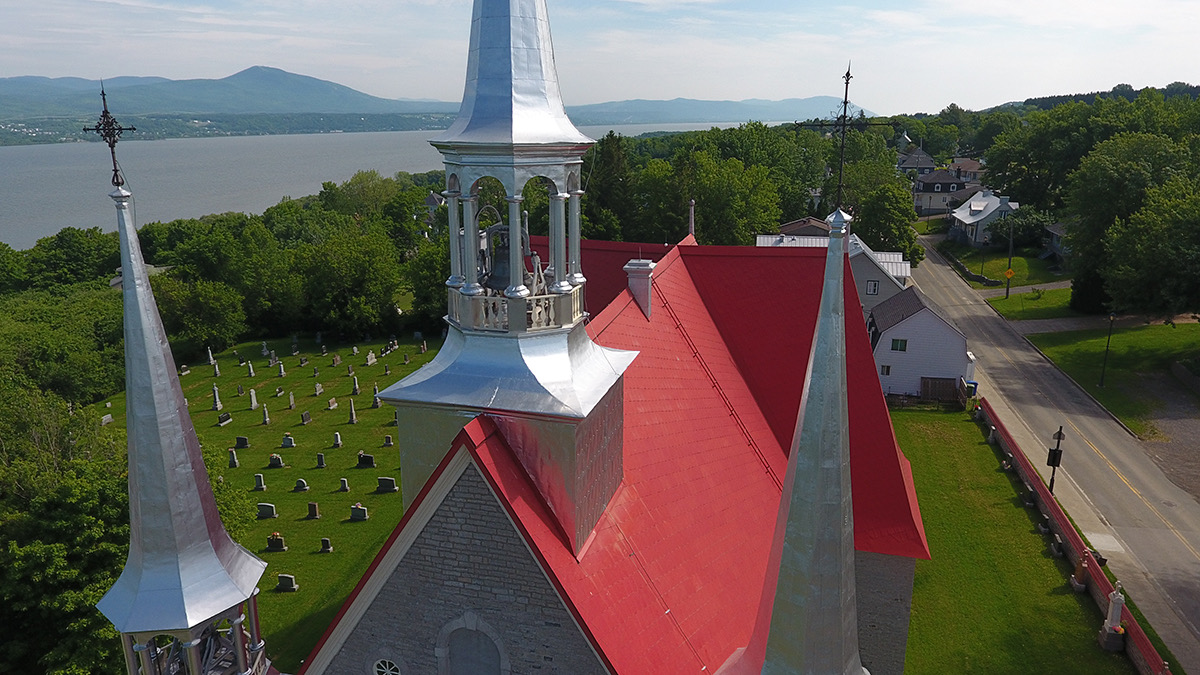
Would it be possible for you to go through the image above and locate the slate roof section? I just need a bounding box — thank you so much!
[869,286,961,338]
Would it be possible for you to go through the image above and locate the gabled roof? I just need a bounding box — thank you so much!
[899,147,936,169]
[307,241,928,674]
[869,286,962,339]
[779,216,831,236]
[952,190,1019,225]
[916,168,962,186]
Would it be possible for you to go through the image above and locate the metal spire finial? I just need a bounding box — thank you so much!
[83,87,135,187]
[835,63,852,210]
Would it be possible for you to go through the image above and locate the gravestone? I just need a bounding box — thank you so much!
[105,401,112,408]
[207,346,215,365]
[394,409,399,427]
[275,386,284,397]
[314,383,324,396]
[261,341,269,357]
[100,413,114,426]
[261,404,270,425]
[277,362,286,378]
[238,358,246,367]
[270,349,277,362]
[348,399,357,425]
[212,384,223,411]
[276,574,299,592]
[257,503,277,519]
[383,435,394,447]
[249,389,259,410]
[292,345,300,357]
[403,354,409,365]
[376,477,398,493]
[289,392,296,410]
[299,357,309,367]
[421,340,427,353]
[372,396,381,409]
[333,432,343,448]
[373,383,379,396]
[332,354,342,367]
[339,477,349,492]
[316,452,326,469]
[247,362,255,377]
[366,351,377,366]
[300,411,312,425]
[347,365,354,377]
[384,365,390,376]
[352,376,360,396]
[356,453,375,469]
[269,453,285,468]
[180,365,190,376]
[320,537,333,553]
[307,502,320,520]
[321,345,328,356]
[254,473,266,491]
[293,478,309,493]
[217,412,233,427]
[237,384,245,396]
[213,363,221,377]
[281,433,296,448]
[235,436,250,449]
[327,397,338,410]
[350,504,369,521]
[352,346,359,355]
[269,355,278,367]
[267,535,287,552]
[228,449,239,468]
[313,366,320,378]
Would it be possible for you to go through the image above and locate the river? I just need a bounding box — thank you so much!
[0,123,739,250]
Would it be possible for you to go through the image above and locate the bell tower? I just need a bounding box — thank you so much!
[380,0,636,556]
[89,92,270,675]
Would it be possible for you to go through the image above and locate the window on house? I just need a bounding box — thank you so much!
[866,280,880,295]
[950,184,958,192]
[891,338,908,352]
[880,365,891,376]
[935,184,942,192]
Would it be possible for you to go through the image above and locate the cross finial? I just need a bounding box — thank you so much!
[83,87,135,187]
[834,63,853,209]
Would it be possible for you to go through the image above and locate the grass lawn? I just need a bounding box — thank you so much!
[97,335,440,672]
[987,287,1081,320]
[1027,324,1200,437]
[894,408,1134,674]
[939,241,1069,289]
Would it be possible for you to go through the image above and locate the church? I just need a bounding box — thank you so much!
[98,0,928,673]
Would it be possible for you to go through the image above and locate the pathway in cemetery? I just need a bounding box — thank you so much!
[912,234,1200,673]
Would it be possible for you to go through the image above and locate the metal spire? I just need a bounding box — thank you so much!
[95,93,265,637]
[835,64,852,209]
[83,87,135,187]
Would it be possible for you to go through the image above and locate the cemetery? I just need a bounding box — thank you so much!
[93,335,436,669]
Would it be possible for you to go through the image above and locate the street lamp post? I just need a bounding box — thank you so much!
[1047,426,1065,494]
[980,237,989,277]
[1099,313,1116,387]
[1005,217,1014,299]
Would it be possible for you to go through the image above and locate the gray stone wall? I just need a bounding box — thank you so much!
[326,463,608,675]
[856,550,917,675]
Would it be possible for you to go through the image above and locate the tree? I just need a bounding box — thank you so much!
[25,227,120,288]
[0,242,27,292]
[152,276,247,360]
[682,151,780,246]
[854,183,924,266]
[1105,176,1200,318]
[403,232,450,331]
[298,223,403,336]
[991,207,1055,249]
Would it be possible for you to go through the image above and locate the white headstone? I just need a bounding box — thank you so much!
[211,384,223,411]
[249,388,259,410]
[248,362,255,377]
[278,362,286,378]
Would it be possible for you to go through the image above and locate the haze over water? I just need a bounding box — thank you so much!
[0,124,731,250]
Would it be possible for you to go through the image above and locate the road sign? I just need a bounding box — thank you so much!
[1005,268,1015,279]
[1053,429,1066,441]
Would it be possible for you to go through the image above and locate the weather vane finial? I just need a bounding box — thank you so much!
[835,62,853,209]
[83,86,135,187]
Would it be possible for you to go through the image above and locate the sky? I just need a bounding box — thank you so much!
[3,0,1199,116]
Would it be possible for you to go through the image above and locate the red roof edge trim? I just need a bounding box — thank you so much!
[465,419,621,675]
[296,421,482,674]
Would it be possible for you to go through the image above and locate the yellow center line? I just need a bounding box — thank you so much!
[1063,417,1200,563]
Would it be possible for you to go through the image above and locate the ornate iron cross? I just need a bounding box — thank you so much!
[83,88,135,187]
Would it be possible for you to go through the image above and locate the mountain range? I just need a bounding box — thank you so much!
[0,66,870,125]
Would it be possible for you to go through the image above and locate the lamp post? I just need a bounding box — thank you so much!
[1047,426,1065,494]
[1005,216,1014,299]
[980,237,989,277]
[1099,313,1117,387]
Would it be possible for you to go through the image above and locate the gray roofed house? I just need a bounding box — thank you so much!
[949,190,1019,247]
[867,287,975,399]
[898,147,936,174]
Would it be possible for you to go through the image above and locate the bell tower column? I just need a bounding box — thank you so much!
[505,195,530,298]
[568,189,586,285]
[461,195,483,295]
[550,192,571,293]
[445,189,464,287]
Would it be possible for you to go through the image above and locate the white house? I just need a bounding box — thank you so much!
[756,233,910,318]
[949,190,1018,247]
[867,287,976,398]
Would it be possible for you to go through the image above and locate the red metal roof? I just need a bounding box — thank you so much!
[528,235,675,318]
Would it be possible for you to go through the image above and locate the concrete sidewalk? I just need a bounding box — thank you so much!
[1011,314,1199,336]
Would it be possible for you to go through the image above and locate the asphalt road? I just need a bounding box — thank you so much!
[913,236,1200,673]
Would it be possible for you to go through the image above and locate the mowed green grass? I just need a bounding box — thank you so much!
[940,242,1068,289]
[99,336,439,672]
[1028,324,1200,437]
[894,409,1134,674]
[987,287,1080,320]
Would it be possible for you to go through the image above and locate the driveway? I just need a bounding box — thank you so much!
[913,234,1200,673]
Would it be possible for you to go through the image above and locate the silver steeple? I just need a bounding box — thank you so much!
[92,95,267,675]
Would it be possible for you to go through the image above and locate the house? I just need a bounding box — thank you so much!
[756,232,910,317]
[867,287,976,399]
[898,146,936,175]
[779,215,831,236]
[913,168,967,215]
[949,190,1019,246]
[1045,221,1071,269]
[948,157,985,183]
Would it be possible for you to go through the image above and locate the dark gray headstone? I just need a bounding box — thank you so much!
[289,392,296,410]
[319,537,333,553]
[237,384,245,396]
[301,411,312,425]
[257,503,277,519]
[333,432,342,448]
[235,436,250,449]
[293,478,309,492]
[267,535,287,552]
[281,434,296,448]
[356,453,375,469]
[269,454,285,468]
[217,412,233,427]
[228,449,239,468]
[383,435,394,447]
[316,452,326,469]
[307,502,320,520]
[276,574,298,591]
[376,476,398,493]
[350,504,368,521]
[253,473,265,491]
[339,477,349,492]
